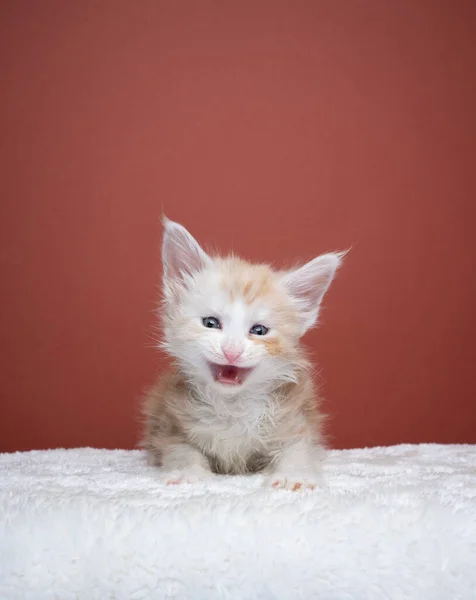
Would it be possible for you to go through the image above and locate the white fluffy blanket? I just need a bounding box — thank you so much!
[1,444,475,599]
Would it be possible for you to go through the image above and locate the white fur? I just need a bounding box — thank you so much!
[264,438,325,490]
[157,443,212,484]
[185,383,278,474]
[162,276,296,393]
[2,444,476,599]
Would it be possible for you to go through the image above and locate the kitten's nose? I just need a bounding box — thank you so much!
[222,348,243,364]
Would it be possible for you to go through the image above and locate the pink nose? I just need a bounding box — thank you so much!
[223,348,242,364]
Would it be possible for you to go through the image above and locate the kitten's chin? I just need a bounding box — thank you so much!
[207,362,254,388]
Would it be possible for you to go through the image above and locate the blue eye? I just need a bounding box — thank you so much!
[250,324,269,336]
[202,316,221,329]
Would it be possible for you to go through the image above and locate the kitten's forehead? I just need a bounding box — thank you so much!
[186,257,295,324]
[215,257,279,305]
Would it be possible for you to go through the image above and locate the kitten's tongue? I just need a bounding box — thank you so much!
[210,363,251,385]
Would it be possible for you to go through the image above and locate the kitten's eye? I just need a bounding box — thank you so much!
[202,316,221,329]
[250,324,269,336]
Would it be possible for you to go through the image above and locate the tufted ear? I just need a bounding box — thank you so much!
[162,218,211,288]
[282,251,346,335]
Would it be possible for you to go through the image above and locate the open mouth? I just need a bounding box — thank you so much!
[208,363,253,386]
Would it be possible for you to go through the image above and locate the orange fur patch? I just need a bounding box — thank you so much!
[218,258,275,305]
[243,277,272,304]
[253,336,283,356]
[243,281,253,298]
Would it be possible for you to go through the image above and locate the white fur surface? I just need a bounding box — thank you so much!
[1,444,475,600]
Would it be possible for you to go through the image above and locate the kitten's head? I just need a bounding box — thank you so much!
[160,218,344,393]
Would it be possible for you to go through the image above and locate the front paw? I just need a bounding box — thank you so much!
[160,468,213,486]
[264,474,318,491]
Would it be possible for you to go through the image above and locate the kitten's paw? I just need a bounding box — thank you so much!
[264,475,318,492]
[160,468,213,486]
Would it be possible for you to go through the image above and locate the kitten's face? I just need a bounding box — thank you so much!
[164,259,302,391]
[160,219,344,393]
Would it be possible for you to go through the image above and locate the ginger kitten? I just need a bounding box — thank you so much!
[141,218,345,491]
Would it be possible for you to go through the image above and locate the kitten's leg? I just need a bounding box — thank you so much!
[264,438,324,491]
[158,442,214,485]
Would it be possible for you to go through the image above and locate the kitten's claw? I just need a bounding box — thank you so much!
[265,476,317,491]
[160,469,213,486]
[166,476,189,486]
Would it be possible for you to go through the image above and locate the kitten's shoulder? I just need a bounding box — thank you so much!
[140,369,188,449]
[142,369,187,413]
[275,365,326,442]
[275,365,317,408]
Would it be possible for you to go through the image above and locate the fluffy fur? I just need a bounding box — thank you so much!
[141,218,345,490]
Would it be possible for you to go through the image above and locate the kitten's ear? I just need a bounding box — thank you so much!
[282,251,346,335]
[162,217,211,286]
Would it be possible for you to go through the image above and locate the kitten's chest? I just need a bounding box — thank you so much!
[186,390,275,471]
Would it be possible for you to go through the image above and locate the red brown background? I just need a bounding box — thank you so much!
[1,1,475,452]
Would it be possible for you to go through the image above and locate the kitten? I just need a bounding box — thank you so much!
[141,218,345,491]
